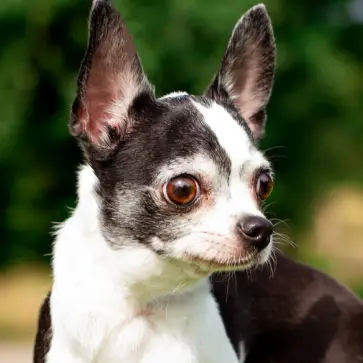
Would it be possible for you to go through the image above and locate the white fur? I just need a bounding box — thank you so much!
[193,101,269,173]
[47,165,240,363]
[160,91,188,99]
[239,342,247,363]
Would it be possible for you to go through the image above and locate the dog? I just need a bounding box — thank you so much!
[33,1,363,362]
[34,1,277,362]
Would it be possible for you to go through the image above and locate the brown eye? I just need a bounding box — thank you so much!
[256,172,273,200]
[163,175,200,206]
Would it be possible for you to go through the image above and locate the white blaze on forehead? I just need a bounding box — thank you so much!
[191,100,269,219]
[192,101,268,172]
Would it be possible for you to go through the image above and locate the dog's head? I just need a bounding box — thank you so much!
[70,0,276,274]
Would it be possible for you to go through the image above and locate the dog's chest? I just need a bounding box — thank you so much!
[98,310,197,363]
[50,221,240,363]
[88,293,237,363]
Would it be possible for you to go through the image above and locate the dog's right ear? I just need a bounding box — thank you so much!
[70,0,154,159]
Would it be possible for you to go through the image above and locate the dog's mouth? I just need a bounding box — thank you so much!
[183,252,260,272]
[162,232,272,273]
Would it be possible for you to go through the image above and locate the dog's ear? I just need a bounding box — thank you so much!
[70,0,153,158]
[205,4,276,140]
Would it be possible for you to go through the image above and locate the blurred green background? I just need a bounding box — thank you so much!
[0,0,363,357]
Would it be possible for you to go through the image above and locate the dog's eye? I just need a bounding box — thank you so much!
[163,175,200,206]
[256,172,273,200]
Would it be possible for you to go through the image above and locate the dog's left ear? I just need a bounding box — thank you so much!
[205,4,276,140]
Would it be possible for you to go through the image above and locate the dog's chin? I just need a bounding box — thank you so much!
[183,246,271,273]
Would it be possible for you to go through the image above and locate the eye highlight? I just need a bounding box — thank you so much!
[163,175,200,206]
[256,171,273,201]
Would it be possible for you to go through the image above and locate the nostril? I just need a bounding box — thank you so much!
[238,216,273,247]
[244,224,261,239]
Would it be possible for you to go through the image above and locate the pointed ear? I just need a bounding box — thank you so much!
[70,0,154,157]
[205,4,276,140]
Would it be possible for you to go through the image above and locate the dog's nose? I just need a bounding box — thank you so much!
[237,215,273,250]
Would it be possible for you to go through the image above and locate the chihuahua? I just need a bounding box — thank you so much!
[34,1,363,363]
[34,1,276,362]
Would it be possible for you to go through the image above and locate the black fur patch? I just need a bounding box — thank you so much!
[33,293,52,363]
[211,251,363,363]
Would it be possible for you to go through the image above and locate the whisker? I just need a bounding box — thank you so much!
[233,271,237,296]
[262,201,277,213]
[225,270,231,304]
[271,219,290,229]
[263,145,287,154]
[266,154,288,161]
[272,232,297,248]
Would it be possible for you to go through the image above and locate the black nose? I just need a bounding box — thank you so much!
[237,215,273,250]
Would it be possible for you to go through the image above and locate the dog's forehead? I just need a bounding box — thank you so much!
[156,93,267,175]
[191,99,254,170]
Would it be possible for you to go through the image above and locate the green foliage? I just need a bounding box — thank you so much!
[1,0,363,267]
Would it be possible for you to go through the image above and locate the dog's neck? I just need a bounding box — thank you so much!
[53,164,209,309]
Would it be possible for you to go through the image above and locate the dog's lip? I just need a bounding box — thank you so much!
[184,253,257,270]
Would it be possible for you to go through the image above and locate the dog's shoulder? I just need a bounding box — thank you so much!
[33,292,52,363]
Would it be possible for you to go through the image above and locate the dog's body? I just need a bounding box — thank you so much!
[33,1,363,362]
[34,250,363,363]
[213,252,363,363]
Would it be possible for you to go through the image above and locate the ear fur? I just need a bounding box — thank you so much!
[70,0,154,158]
[206,4,276,140]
